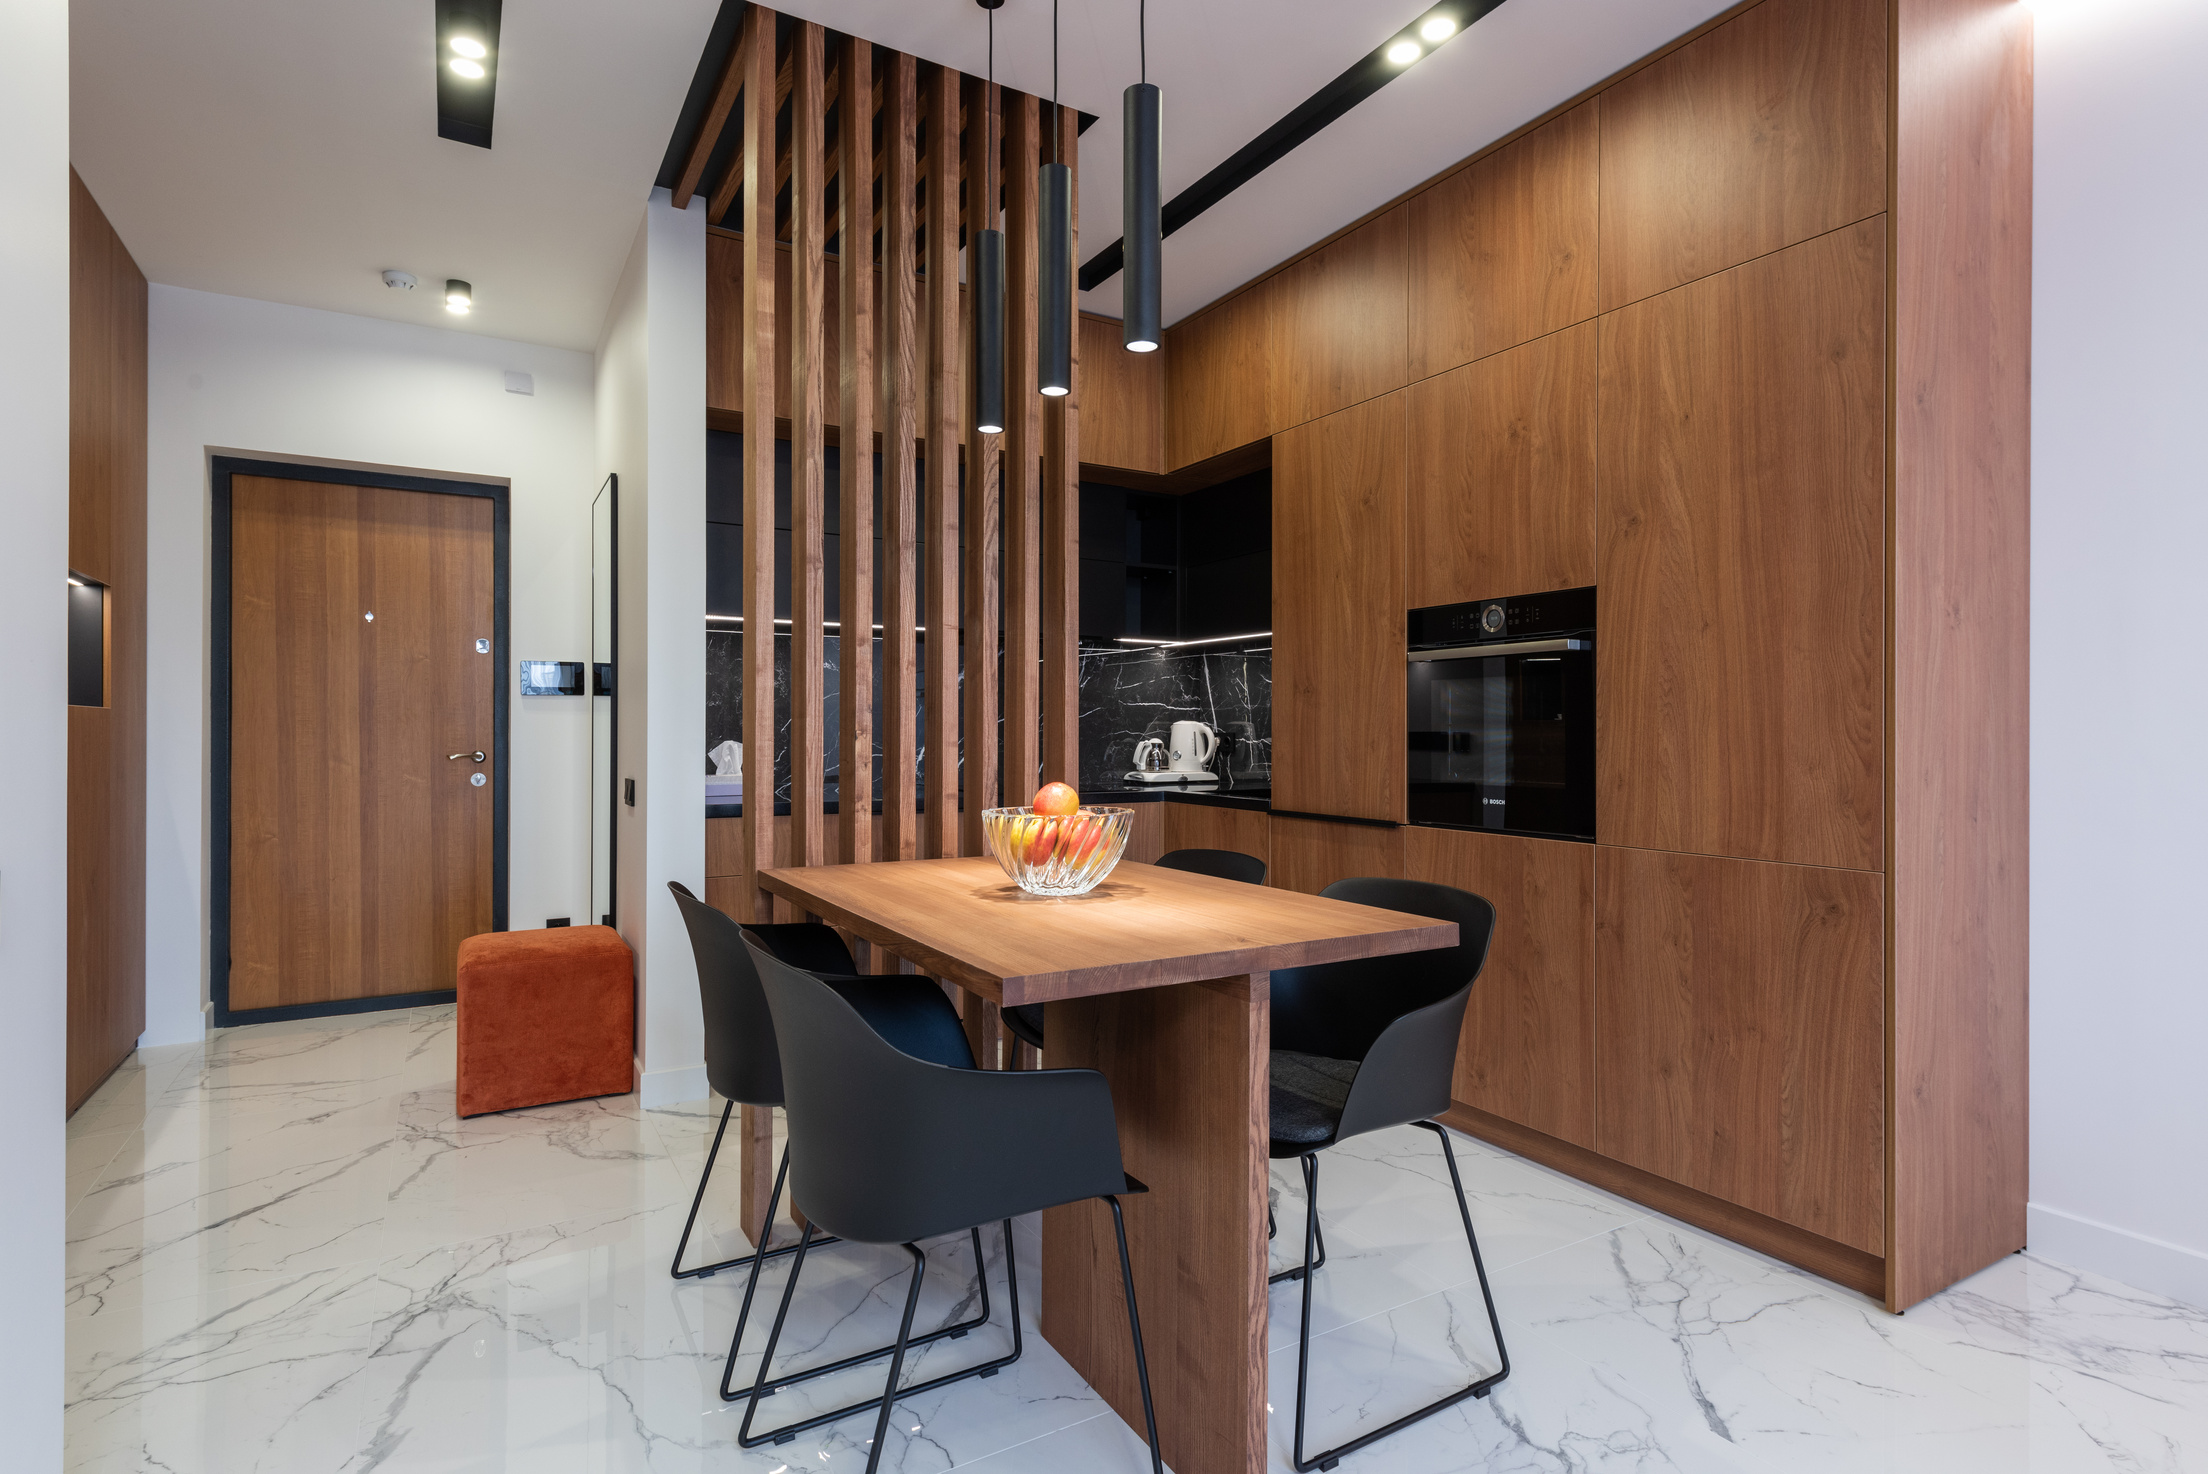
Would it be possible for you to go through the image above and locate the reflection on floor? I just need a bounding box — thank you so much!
[65,1005,2208,1472]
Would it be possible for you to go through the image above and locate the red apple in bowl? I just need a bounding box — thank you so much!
[1032,781,1080,817]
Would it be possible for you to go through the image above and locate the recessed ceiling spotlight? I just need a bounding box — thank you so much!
[1419,15,1458,43]
[1385,39,1423,65]
[445,279,473,314]
[449,35,487,59]
[449,57,485,79]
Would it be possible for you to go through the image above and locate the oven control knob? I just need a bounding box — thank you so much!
[1480,603,1507,636]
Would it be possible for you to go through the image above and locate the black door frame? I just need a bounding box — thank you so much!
[210,456,511,1027]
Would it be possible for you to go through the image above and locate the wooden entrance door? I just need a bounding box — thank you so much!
[228,475,495,1012]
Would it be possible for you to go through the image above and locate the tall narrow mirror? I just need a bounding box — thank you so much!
[590,474,617,927]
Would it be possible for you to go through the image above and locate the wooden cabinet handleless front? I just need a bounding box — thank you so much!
[1593,845,1885,1255]
[1271,393,1408,824]
[1406,826,1596,1150]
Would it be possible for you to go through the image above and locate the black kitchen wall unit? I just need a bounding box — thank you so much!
[1077,469,1271,642]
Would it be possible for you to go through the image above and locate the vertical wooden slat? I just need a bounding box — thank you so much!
[881,53,921,862]
[1003,92,1043,808]
[789,21,828,872]
[734,4,782,1239]
[1041,103,1081,785]
[961,74,1002,859]
[923,64,963,858]
[837,36,877,866]
[738,3,779,923]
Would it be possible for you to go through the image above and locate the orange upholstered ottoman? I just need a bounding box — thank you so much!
[456,925,636,1117]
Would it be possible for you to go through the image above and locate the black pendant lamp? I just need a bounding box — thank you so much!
[974,0,1006,433]
[1039,0,1073,397]
[1123,0,1161,353]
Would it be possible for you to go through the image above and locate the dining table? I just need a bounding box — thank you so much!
[756,854,1458,1474]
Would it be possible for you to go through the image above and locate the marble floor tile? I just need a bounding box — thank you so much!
[62,1008,2208,1473]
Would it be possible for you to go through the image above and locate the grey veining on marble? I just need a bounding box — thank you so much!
[1077,643,1272,792]
[64,1003,2208,1472]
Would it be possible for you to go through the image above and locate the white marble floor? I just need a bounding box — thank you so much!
[65,1006,2208,1473]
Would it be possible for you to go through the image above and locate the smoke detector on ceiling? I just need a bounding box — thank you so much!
[382,270,418,290]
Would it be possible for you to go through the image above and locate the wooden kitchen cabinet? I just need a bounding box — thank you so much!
[1165,274,1276,470]
[1597,219,1885,872]
[1272,392,1407,822]
[1594,845,1885,1255]
[1268,816,1404,897]
[1597,0,1886,312]
[1161,802,1271,870]
[1406,320,1596,606]
[1079,311,1166,475]
[1267,207,1410,431]
[1407,100,1599,379]
[1406,827,1596,1149]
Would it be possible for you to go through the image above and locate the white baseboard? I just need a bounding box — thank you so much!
[639,1062,710,1111]
[2027,1201,2208,1310]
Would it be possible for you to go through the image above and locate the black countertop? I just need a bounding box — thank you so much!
[707,776,1270,820]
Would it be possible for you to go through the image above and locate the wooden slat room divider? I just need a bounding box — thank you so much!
[681,4,1082,1200]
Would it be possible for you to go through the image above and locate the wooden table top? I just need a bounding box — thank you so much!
[758,857,1457,1005]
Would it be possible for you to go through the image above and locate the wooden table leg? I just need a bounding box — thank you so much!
[963,989,1004,1070]
[738,1102,778,1246]
[1042,975,1269,1474]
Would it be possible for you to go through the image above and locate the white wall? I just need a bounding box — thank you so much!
[2030,0,2208,1308]
[0,0,73,1461]
[143,288,598,1042]
[595,191,710,1108]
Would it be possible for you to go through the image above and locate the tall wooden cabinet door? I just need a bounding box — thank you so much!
[1269,817,1404,896]
[1597,219,1885,872]
[1272,392,1407,822]
[1406,320,1596,607]
[1405,827,1596,1148]
[1165,277,1275,469]
[1407,100,1599,379]
[1597,0,1886,311]
[1269,207,1410,429]
[1594,846,1884,1254]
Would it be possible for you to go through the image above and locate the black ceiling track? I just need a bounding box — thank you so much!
[1079,0,1509,294]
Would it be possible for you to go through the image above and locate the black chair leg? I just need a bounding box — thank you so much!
[1104,1195,1165,1474]
[734,1219,1025,1448]
[671,1102,839,1279]
[1288,1125,1510,1472]
[864,1242,931,1474]
[1270,1157,1329,1285]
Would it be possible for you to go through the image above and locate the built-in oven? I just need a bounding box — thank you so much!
[1407,587,1595,842]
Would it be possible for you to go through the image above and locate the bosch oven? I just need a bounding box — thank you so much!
[1406,587,1595,842]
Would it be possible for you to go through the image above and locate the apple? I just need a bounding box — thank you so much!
[1032,781,1080,817]
[1026,817,1060,866]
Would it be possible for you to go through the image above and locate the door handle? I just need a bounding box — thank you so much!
[449,751,486,763]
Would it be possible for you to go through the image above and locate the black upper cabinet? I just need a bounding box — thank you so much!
[1077,470,1273,642]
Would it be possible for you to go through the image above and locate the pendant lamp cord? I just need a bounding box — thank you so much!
[1051,0,1060,165]
[1141,0,1147,85]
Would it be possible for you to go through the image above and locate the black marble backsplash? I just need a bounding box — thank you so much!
[1077,643,1272,793]
[705,633,1268,805]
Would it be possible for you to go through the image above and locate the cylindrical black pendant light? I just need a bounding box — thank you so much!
[1122,0,1161,353]
[974,0,1006,433]
[974,227,1006,431]
[1039,0,1073,396]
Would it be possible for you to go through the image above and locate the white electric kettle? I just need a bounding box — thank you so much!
[1169,720,1218,775]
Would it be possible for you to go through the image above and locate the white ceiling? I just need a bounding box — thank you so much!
[70,0,1738,354]
[70,0,718,352]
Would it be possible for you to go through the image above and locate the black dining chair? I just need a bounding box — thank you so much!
[749,940,1165,1474]
[1265,877,1508,1473]
[663,883,999,1412]
[1000,846,1268,1054]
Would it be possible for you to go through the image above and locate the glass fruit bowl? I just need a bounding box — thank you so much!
[981,806,1135,896]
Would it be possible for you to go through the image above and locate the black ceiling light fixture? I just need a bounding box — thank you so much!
[435,0,503,149]
[974,0,1008,435]
[1122,0,1161,353]
[1081,0,1499,292]
[1039,0,1073,397]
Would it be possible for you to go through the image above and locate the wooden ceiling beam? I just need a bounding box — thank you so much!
[671,22,747,209]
